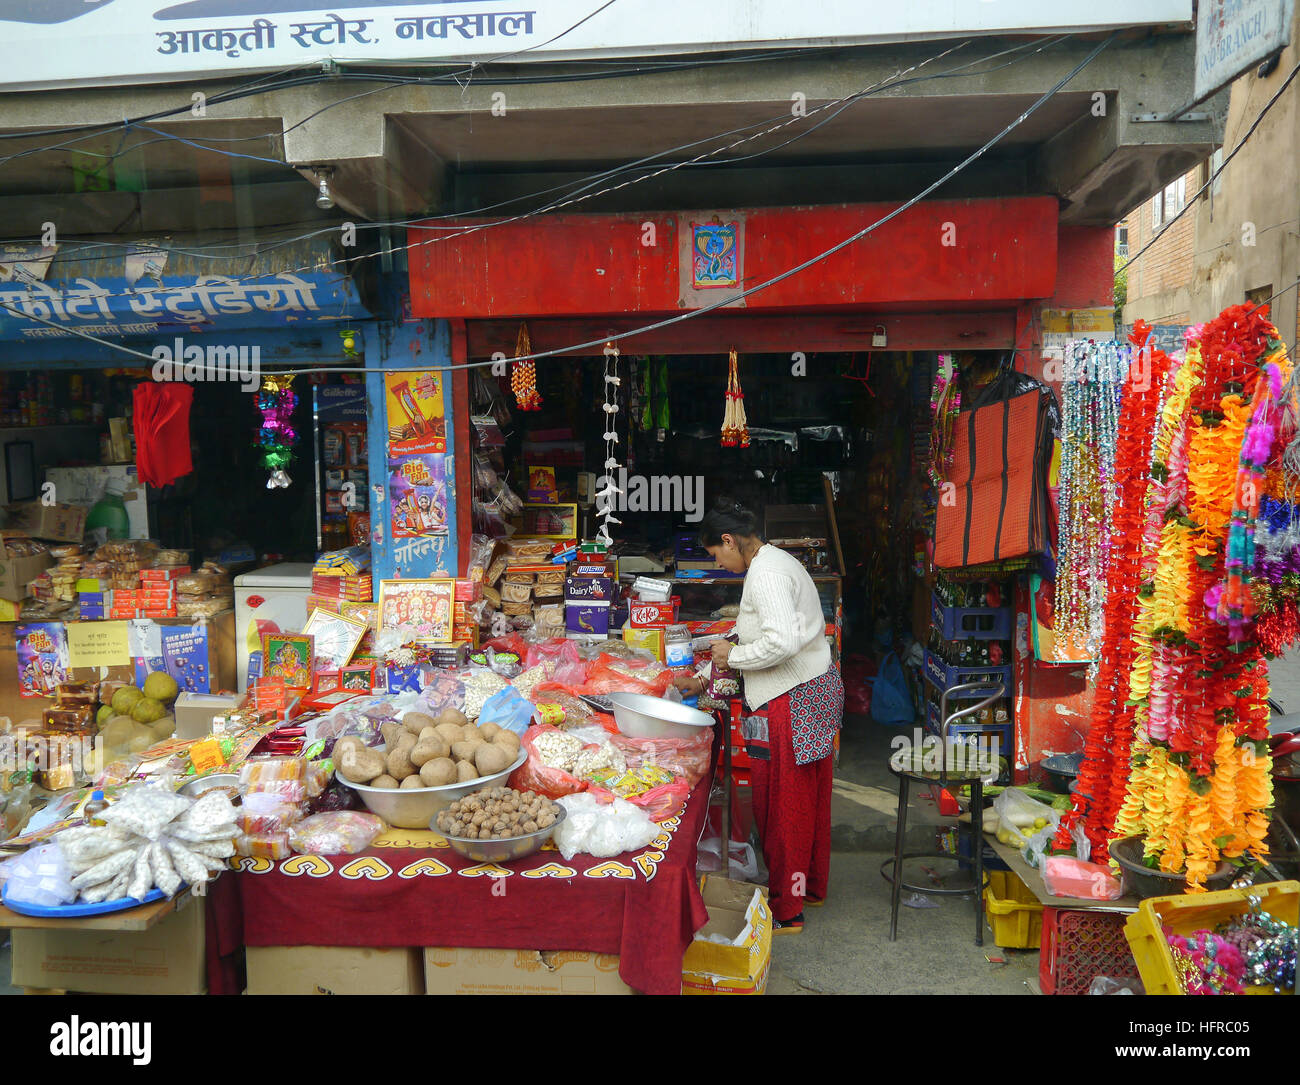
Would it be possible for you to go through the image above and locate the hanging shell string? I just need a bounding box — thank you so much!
[596,342,622,546]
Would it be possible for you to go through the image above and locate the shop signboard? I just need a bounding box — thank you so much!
[0,1,1192,91]
[1194,0,1295,104]
[0,238,368,341]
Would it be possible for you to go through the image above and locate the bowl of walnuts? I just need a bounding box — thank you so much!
[433,786,567,863]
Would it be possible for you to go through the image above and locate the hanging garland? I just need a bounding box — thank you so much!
[1053,339,1126,661]
[510,322,542,411]
[720,348,750,448]
[257,374,298,489]
[594,342,622,547]
[1059,305,1298,890]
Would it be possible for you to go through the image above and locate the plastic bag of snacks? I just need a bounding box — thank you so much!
[612,730,714,788]
[238,792,304,835]
[588,778,691,822]
[288,811,385,855]
[583,659,674,697]
[508,724,590,800]
[235,832,292,860]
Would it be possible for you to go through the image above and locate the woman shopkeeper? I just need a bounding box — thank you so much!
[674,498,844,934]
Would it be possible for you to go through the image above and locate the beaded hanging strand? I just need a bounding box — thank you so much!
[510,322,542,411]
[595,342,622,546]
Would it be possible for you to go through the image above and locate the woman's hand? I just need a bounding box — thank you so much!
[710,639,733,668]
[672,673,704,696]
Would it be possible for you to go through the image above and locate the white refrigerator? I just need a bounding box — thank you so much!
[233,562,314,693]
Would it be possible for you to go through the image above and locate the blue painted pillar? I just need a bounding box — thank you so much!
[365,318,458,586]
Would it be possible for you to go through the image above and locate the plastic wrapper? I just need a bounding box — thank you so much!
[176,570,218,595]
[235,831,292,860]
[531,683,597,729]
[418,670,469,716]
[238,778,306,804]
[584,658,674,697]
[288,811,385,855]
[308,779,361,814]
[588,779,690,822]
[1041,856,1122,900]
[466,534,495,584]
[238,792,304,835]
[477,685,536,735]
[611,730,714,788]
[508,724,590,800]
[0,843,77,907]
[553,792,659,860]
[458,666,510,719]
[238,755,305,785]
[992,787,1058,832]
[304,759,332,798]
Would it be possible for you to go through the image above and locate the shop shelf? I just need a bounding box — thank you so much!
[1123,880,1300,996]
[983,871,1044,948]
[923,651,1012,696]
[1040,907,1139,995]
[931,594,1012,641]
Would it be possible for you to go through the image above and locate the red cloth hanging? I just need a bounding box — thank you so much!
[133,382,194,488]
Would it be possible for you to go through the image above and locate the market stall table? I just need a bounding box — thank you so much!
[215,776,713,995]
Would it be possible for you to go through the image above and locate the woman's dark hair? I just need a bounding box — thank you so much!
[698,496,763,546]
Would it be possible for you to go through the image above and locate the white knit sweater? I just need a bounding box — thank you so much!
[726,544,832,710]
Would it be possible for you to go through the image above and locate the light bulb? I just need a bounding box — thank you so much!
[315,170,334,210]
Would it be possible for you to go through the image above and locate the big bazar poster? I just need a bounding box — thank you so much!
[385,371,450,541]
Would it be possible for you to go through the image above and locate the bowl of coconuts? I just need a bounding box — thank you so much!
[333,706,527,828]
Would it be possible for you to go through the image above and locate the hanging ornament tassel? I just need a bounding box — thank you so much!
[510,322,542,411]
[257,374,299,487]
[721,349,750,447]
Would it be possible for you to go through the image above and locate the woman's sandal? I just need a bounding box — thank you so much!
[772,912,805,935]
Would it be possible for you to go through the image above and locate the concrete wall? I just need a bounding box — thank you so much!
[1186,6,1300,346]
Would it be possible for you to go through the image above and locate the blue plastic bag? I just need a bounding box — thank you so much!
[476,684,535,735]
[866,652,914,726]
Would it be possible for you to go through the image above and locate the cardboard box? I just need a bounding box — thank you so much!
[246,945,425,995]
[628,599,679,627]
[565,575,615,603]
[423,947,633,995]
[0,597,21,622]
[565,601,610,635]
[681,877,772,996]
[7,502,88,544]
[0,551,53,602]
[10,894,205,995]
[174,692,242,741]
[623,625,665,660]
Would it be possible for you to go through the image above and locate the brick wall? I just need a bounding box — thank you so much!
[1120,164,1203,321]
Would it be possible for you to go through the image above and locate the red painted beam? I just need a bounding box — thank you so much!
[465,311,1018,359]
[408,198,1059,320]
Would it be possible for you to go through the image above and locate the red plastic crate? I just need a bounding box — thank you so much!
[1039,907,1139,995]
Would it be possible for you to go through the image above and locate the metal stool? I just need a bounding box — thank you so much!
[883,681,1005,945]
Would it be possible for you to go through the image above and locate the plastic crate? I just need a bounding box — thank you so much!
[1040,907,1139,995]
[923,651,1012,695]
[931,594,1013,640]
[1124,880,1300,996]
[983,871,1044,948]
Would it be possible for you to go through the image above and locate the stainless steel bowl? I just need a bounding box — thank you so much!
[606,692,717,739]
[433,806,568,864]
[177,772,239,799]
[337,747,528,828]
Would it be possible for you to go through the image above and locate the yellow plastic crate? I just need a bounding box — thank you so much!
[983,871,1045,949]
[1124,880,1299,995]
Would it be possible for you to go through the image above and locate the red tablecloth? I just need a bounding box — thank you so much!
[213,780,712,995]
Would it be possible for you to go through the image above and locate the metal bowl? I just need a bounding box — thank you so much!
[177,773,240,799]
[337,747,528,829]
[606,692,717,739]
[433,806,568,864]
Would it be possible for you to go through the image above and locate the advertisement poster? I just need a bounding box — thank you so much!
[15,623,70,698]
[388,453,450,539]
[378,578,454,644]
[160,625,212,694]
[261,633,314,689]
[385,371,446,456]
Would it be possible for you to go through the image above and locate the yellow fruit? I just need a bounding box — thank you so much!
[111,686,144,715]
[142,671,180,704]
[130,697,166,724]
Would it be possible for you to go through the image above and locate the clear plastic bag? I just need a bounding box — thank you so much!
[553,792,659,860]
[1041,856,1122,900]
[288,811,385,855]
[0,843,76,907]
[612,730,714,788]
[992,787,1058,831]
